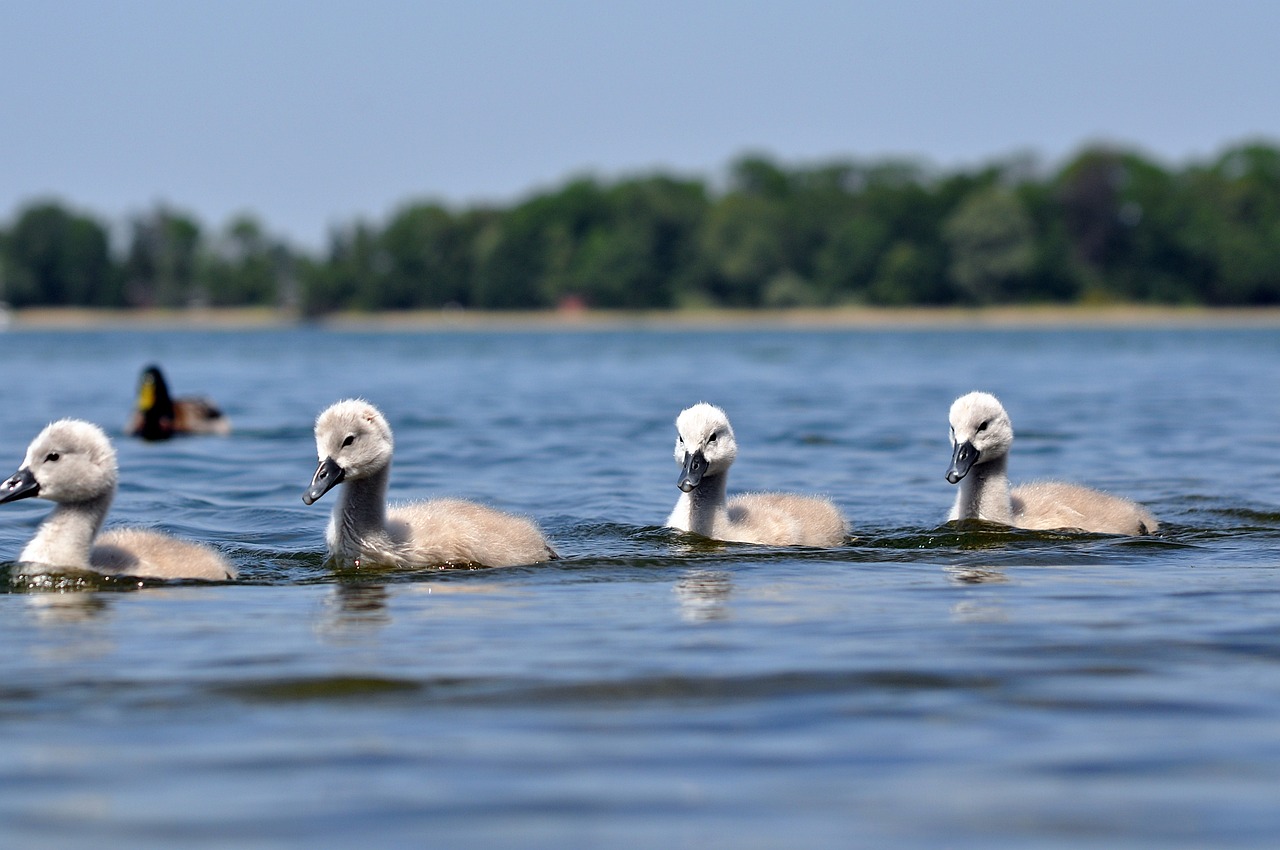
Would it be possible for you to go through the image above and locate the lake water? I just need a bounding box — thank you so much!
[1,323,1278,848]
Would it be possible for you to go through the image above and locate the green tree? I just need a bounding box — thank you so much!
[1193,144,1280,304]
[124,207,202,307]
[377,203,473,308]
[469,207,551,309]
[943,186,1036,303]
[3,202,116,306]
[298,222,382,314]
[866,241,948,305]
[813,214,892,302]
[821,160,960,305]
[698,193,787,305]
[557,177,707,308]
[11,142,1280,315]
[201,215,292,306]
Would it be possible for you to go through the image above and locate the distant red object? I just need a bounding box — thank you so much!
[557,294,588,314]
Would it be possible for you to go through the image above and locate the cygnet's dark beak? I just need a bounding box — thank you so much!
[303,457,345,505]
[678,451,708,493]
[0,468,39,504]
[946,441,979,484]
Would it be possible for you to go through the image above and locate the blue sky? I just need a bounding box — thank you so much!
[2,0,1277,249]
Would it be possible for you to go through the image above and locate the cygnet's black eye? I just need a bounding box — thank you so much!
[677,434,684,444]
[708,432,718,443]
[977,420,990,433]
[341,435,355,448]
[45,452,60,462]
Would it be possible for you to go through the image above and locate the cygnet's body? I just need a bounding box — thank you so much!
[128,364,230,441]
[945,391,1158,535]
[0,419,236,580]
[666,403,847,547]
[302,400,557,568]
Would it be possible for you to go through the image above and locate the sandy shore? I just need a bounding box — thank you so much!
[8,304,1280,331]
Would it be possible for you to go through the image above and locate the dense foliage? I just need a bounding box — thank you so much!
[4,143,1280,314]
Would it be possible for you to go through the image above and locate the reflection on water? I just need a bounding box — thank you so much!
[945,565,1009,584]
[315,582,392,640]
[949,599,1009,624]
[25,591,114,624]
[946,565,1009,622]
[21,592,116,662]
[674,569,733,621]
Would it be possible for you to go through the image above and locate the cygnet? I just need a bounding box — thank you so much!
[666,403,847,547]
[302,399,558,568]
[946,391,1158,535]
[0,419,236,580]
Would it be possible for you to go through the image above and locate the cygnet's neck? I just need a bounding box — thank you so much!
[951,454,1014,524]
[673,471,730,536]
[20,493,112,569]
[329,463,392,555]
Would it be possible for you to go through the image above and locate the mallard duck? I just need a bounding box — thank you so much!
[128,364,230,441]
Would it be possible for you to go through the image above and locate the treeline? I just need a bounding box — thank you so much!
[4,142,1280,314]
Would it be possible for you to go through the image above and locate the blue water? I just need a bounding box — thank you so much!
[1,324,1278,848]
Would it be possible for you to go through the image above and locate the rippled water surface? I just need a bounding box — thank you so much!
[1,324,1279,848]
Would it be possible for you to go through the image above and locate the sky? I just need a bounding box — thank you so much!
[2,0,1278,250]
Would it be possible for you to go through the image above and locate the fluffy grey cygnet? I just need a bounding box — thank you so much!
[0,419,236,580]
[945,391,1158,535]
[665,403,847,547]
[303,399,558,568]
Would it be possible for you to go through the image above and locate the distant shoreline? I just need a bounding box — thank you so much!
[8,304,1280,331]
